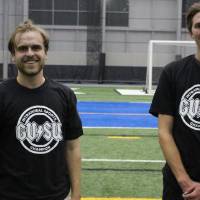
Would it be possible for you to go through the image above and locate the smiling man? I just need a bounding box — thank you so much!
[0,20,83,200]
[14,32,46,76]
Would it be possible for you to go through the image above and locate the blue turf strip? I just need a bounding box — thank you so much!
[78,101,150,113]
[77,101,157,128]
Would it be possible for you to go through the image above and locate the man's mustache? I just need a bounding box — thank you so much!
[22,56,39,62]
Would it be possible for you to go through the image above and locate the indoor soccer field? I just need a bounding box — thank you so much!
[72,85,164,200]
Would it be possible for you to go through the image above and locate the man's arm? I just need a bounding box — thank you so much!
[65,138,81,200]
[158,114,193,192]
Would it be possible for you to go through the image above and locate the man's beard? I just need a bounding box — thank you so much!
[16,56,45,76]
[17,64,43,76]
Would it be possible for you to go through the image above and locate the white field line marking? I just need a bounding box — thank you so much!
[82,158,165,163]
[80,112,151,116]
[83,127,157,129]
[82,198,161,200]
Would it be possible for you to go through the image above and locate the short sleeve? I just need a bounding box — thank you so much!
[63,89,83,140]
[149,65,176,117]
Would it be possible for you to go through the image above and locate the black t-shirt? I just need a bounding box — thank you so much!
[150,55,200,185]
[0,78,83,200]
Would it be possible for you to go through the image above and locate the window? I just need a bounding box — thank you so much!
[79,0,101,26]
[106,0,129,27]
[29,0,53,25]
[29,0,129,27]
[182,0,199,28]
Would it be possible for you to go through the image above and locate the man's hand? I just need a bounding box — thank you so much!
[182,181,200,200]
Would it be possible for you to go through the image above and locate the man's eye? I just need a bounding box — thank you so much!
[195,23,200,28]
[17,46,28,52]
[16,45,42,52]
[31,45,42,51]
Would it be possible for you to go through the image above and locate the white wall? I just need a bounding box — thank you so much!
[0,0,193,68]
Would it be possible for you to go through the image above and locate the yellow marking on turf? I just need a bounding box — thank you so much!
[82,198,161,200]
[108,136,141,140]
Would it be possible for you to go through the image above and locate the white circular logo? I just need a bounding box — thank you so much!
[16,106,63,154]
[179,84,200,131]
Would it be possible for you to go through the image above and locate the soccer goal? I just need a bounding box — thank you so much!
[145,40,196,94]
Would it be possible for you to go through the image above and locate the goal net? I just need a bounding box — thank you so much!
[145,40,196,94]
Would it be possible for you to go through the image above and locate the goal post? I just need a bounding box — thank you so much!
[145,40,196,94]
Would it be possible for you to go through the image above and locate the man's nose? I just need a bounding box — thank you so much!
[26,47,34,56]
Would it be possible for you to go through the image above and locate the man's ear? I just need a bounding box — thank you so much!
[45,53,48,60]
[189,31,194,39]
[11,55,16,63]
[191,34,195,40]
